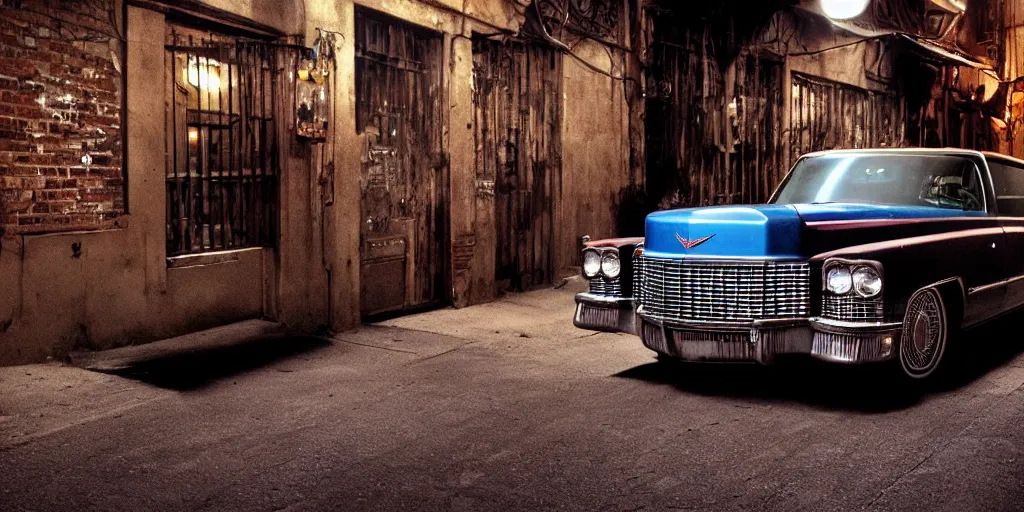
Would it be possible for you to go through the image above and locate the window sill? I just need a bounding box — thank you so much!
[166,247,264,269]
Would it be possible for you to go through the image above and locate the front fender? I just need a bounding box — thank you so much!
[811,227,1003,325]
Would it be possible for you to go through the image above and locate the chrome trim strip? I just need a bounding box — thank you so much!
[810,317,902,333]
[968,274,1024,295]
[575,293,634,307]
[638,308,808,331]
[638,254,807,262]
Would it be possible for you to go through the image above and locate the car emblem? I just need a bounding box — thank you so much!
[676,233,715,249]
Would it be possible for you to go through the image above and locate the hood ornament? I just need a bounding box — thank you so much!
[676,233,715,250]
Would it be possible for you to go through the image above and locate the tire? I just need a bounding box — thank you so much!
[899,288,949,380]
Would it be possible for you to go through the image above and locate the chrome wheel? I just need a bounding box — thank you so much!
[899,288,947,379]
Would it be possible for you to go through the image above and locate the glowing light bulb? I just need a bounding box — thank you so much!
[820,0,870,20]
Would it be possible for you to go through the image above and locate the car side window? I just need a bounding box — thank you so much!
[987,161,1024,217]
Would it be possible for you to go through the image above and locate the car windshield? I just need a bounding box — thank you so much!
[770,154,985,211]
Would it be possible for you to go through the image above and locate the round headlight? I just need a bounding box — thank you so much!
[601,251,621,278]
[826,266,853,295]
[853,267,882,298]
[582,249,602,278]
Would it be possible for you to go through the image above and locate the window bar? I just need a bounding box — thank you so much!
[248,43,257,247]
[217,43,226,251]
[202,38,211,252]
[185,34,196,254]
[258,43,268,246]
[269,46,279,246]
[170,29,180,256]
[226,48,235,250]
[240,42,250,248]
[236,41,246,247]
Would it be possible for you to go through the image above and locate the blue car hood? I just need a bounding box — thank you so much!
[643,203,983,259]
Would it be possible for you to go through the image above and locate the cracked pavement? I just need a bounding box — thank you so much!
[2,281,1024,511]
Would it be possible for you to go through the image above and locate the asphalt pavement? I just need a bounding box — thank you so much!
[2,280,1024,511]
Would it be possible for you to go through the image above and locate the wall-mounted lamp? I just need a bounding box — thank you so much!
[296,29,336,142]
[820,0,870,20]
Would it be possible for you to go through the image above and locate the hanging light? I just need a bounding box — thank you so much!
[820,0,870,20]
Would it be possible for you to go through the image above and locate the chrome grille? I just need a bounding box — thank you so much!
[635,256,811,322]
[589,278,623,297]
[822,295,884,323]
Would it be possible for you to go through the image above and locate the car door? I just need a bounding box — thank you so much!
[988,159,1024,314]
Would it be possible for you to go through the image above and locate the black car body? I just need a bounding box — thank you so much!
[574,149,1024,379]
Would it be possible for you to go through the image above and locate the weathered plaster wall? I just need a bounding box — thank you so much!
[556,39,630,277]
[0,3,303,365]
[195,0,305,34]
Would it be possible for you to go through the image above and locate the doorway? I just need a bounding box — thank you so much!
[356,8,447,318]
[472,37,562,293]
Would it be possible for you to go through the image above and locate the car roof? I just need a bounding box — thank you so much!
[981,151,1024,167]
[799,148,1024,168]
[800,147,987,159]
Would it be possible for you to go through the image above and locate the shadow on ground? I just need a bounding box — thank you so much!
[616,312,1024,414]
[99,335,332,391]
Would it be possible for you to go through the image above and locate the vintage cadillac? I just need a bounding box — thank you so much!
[575,148,1024,380]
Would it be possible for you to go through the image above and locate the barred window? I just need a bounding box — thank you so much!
[165,25,279,257]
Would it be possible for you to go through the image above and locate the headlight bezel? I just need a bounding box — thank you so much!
[823,259,884,298]
[580,246,627,279]
[601,251,622,279]
[582,248,602,278]
[852,266,883,298]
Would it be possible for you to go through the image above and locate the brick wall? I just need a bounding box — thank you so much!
[0,0,125,235]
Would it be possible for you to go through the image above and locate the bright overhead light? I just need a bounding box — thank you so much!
[820,0,870,20]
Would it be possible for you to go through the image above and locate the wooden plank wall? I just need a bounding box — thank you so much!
[789,73,904,162]
[646,38,786,208]
[472,38,562,292]
[647,33,906,210]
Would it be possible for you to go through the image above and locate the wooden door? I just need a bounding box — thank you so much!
[472,39,562,292]
[356,9,446,316]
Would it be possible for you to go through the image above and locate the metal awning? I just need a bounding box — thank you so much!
[793,3,993,73]
[897,33,993,72]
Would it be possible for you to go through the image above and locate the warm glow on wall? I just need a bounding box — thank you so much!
[188,127,199,144]
[820,0,870,20]
[185,56,221,91]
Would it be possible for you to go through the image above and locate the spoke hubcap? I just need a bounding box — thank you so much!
[901,289,945,376]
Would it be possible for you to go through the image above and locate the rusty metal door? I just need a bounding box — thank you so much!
[472,39,562,292]
[356,9,447,316]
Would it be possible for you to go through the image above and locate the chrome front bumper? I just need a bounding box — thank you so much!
[574,293,637,334]
[574,293,901,364]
